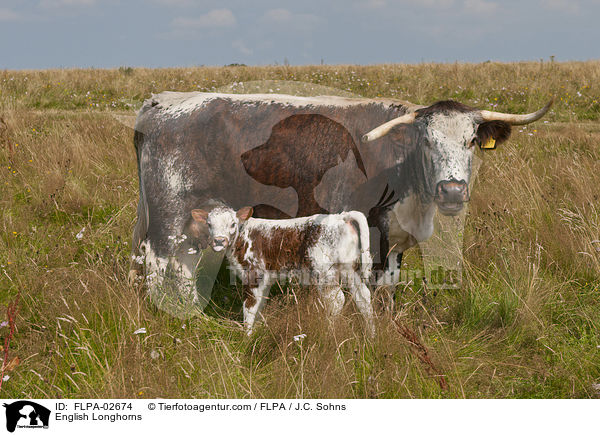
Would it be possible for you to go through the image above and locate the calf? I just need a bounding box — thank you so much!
[190,206,374,336]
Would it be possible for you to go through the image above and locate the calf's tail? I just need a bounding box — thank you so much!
[344,211,372,281]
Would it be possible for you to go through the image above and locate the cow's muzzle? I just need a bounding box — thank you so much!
[435,179,469,216]
[212,236,229,252]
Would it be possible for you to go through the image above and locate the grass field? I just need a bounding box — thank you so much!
[1,62,599,398]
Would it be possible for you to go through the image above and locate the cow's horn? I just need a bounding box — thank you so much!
[479,98,554,125]
[361,112,417,142]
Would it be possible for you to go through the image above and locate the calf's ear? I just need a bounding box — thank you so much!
[476,121,511,150]
[237,206,253,221]
[191,209,209,223]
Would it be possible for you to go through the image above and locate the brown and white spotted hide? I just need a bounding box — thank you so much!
[191,206,374,336]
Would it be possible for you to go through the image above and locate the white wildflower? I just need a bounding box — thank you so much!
[187,248,198,255]
[133,327,147,335]
[75,227,86,240]
[293,334,307,342]
[2,375,9,382]
[168,234,187,244]
[150,349,160,360]
[131,255,144,264]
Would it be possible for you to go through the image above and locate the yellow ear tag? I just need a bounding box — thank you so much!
[481,137,496,149]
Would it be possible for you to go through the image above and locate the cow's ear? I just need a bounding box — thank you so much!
[191,209,208,223]
[384,123,421,165]
[476,121,511,150]
[387,124,420,147]
[237,206,253,221]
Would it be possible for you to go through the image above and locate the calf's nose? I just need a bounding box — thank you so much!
[213,236,229,248]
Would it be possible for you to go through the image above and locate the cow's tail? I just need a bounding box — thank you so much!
[345,211,372,281]
[130,129,149,284]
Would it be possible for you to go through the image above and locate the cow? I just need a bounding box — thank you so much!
[189,205,373,335]
[129,91,552,310]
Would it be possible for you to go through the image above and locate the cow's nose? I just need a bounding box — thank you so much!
[436,179,469,203]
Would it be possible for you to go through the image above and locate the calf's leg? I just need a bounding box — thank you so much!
[320,286,345,317]
[349,272,375,338]
[315,268,345,317]
[243,275,272,335]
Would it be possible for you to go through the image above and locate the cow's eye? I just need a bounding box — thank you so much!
[230,223,235,229]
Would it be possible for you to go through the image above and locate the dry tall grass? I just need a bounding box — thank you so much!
[0,62,599,398]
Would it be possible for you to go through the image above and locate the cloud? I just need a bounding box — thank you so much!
[539,0,579,13]
[420,0,455,7]
[357,0,455,11]
[152,0,193,6]
[261,8,323,31]
[263,8,293,23]
[172,8,236,30]
[463,0,498,14]
[39,0,95,8]
[0,8,19,21]
[232,39,252,55]
[360,0,387,8]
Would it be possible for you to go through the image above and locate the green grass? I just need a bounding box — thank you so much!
[0,62,599,398]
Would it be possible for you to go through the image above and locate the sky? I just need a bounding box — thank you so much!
[0,0,599,69]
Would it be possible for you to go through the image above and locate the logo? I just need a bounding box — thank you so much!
[3,401,50,433]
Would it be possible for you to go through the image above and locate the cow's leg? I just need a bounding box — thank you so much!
[389,251,403,311]
[128,251,145,287]
[376,250,402,284]
[376,250,403,313]
[243,274,272,335]
[142,238,219,317]
[142,240,170,300]
[375,229,394,288]
[128,240,144,286]
[170,250,201,304]
[375,227,390,272]
[349,272,375,338]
